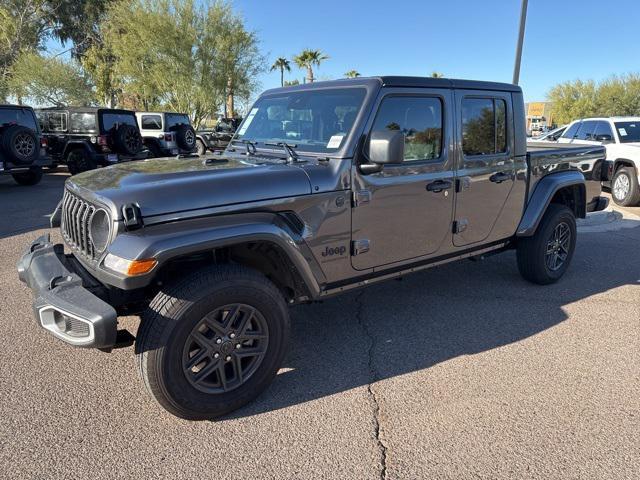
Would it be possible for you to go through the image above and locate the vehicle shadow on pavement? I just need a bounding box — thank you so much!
[227,230,639,420]
[0,171,67,241]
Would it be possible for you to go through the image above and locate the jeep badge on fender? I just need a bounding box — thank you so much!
[321,245,347,257]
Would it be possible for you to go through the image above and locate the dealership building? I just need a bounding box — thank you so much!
[524,102,554,132]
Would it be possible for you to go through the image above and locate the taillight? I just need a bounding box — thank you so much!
[40,137,48,148]
[164,133,173,142]
[98,135,108,146]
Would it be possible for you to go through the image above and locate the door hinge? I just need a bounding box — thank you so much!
[456,176,472,193]
[351,239,370,256]
[453,219,468,234]
[352,189,371,207]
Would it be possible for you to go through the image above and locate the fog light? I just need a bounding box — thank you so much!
[103,253,157,276]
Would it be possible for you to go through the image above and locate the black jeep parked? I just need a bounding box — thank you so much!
[0,105,51,186]
[36,107,147,174]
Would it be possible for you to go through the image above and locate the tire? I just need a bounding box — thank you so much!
[611,167,640,206]
[1,125,39,164]
[135,265,290,420]
[66,149,96,175]
[146,142,162,158]
[196,139,207,156]
[113,124,143,156]
[517,204,577,285]
[11,167,43,186]
[173,124,197,152]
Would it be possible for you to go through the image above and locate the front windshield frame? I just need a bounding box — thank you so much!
[233,86,370,157]
[614,121,640,143]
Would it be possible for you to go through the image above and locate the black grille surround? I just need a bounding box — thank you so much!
[61,188,102,261]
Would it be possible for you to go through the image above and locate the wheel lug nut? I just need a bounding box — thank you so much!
[229,333,236,339]
[225,356,231,362]
[236,343,241,349]
[216,338,222,344]
[213,353,219,359]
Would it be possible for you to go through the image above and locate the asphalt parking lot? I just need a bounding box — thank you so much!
[0,170,638,479]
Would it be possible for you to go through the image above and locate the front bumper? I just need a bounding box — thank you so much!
[17,234,117,348]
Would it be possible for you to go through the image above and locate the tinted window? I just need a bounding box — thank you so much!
[101,112,137,132]
[462,98,508,156]
[70,113,97,133]
[574,120,597,140]
[0,108,37,130]
[562,122,581,139]
[165,113,190,130]
[614,121,640,143]
[47,112,67,132]
[370,96,442,161]
[236,88,366,153]
[141,115,162,130]
[593,121,613,139]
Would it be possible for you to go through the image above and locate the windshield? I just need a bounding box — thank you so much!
[165,113,190,129]
[614,121,640,143]
[235,87,366,153]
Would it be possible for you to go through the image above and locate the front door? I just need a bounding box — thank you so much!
[351,88,455,271]
[453,91,516,246]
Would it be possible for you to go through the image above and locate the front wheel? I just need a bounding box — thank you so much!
[611,167,640,206]
[135,265,290,420]
[517,204,577,285]
[12,167,43,186]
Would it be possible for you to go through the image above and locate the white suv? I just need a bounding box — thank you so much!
[558,117,640,206]
[135,112,197,158]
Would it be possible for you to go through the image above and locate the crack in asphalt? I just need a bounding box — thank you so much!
[355,290,388,480]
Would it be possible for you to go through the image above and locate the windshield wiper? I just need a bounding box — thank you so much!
[265,142,301,163]
[238,139,257,156]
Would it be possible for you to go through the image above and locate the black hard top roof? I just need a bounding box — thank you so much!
[264,76,522,94]
[0,104,35,110]
[35,106,136,114]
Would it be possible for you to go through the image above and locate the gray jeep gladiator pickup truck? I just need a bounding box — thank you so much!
[17,77,608,420]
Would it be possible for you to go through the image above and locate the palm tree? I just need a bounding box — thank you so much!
[293,49,329,83]
[430,71,445,78]
[344,70,361,78]
[270,57,291,87]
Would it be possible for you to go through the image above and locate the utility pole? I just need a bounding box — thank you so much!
[512,0,528,85]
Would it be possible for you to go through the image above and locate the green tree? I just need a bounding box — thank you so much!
[430,71,444,78]
[8,51,94,106]
[283,79,300,86]
[270,57,291,87]
[344,70,360,78]
[293,49,328,83]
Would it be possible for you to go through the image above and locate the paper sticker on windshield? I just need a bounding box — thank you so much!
[619,128,628,137]
[237,108,259,136]
[327,135,344,149]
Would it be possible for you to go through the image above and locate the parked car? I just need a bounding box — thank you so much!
[0,104,51,185]
[195,118,240,155]
[135,111,197,157]
[36,107,147,174]
[558,117,640,206]
[18,76,608,420]
[527,125,566,143]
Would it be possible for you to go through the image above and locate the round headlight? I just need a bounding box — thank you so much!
[89,209,111,253]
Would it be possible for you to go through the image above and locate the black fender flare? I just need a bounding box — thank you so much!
[516,171,586,237]
[101,212,324,297]
[62,141,94,160]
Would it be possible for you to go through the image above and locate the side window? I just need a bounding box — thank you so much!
[47,112,67,132]
[562,122,581,139]
[575,120,597,140]
[36,111,47,131]
[462,98,508,156]
[370,96,443,161]
[593,121,613,139]
[141,115,162,130]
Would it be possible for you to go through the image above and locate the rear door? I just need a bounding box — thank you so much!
[351,88,455,270]
[453,91,516,246]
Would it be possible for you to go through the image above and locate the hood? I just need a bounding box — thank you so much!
[68,156,312,218]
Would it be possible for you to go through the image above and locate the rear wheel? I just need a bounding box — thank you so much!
[517,204,577,285]
[196,139,207,156]
[66,149,96,175]
[135,265,290,420]
[11,167,43,186]
[611,166,640,206]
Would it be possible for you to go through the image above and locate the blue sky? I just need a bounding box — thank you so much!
[233,0,640,102]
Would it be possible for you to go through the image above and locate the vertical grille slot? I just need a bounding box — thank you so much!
[60,189,100,261]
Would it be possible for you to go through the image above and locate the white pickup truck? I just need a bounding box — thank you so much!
[558,117,640,206]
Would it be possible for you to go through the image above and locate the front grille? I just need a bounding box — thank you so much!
[61,189,97,260]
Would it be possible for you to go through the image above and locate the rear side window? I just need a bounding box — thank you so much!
[0,108,37,130]
[574,120,597,140]
[47,112,67,132]
[141,115,162,130]
[461,98,508,156]
[562,122,581,140]
[593,121,613,139]
[370,96,443,161]
[101,112,138,132]
[70,113,97,133]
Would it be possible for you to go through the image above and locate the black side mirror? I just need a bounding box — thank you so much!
[361,130,404,174]
[595,134,612,143]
